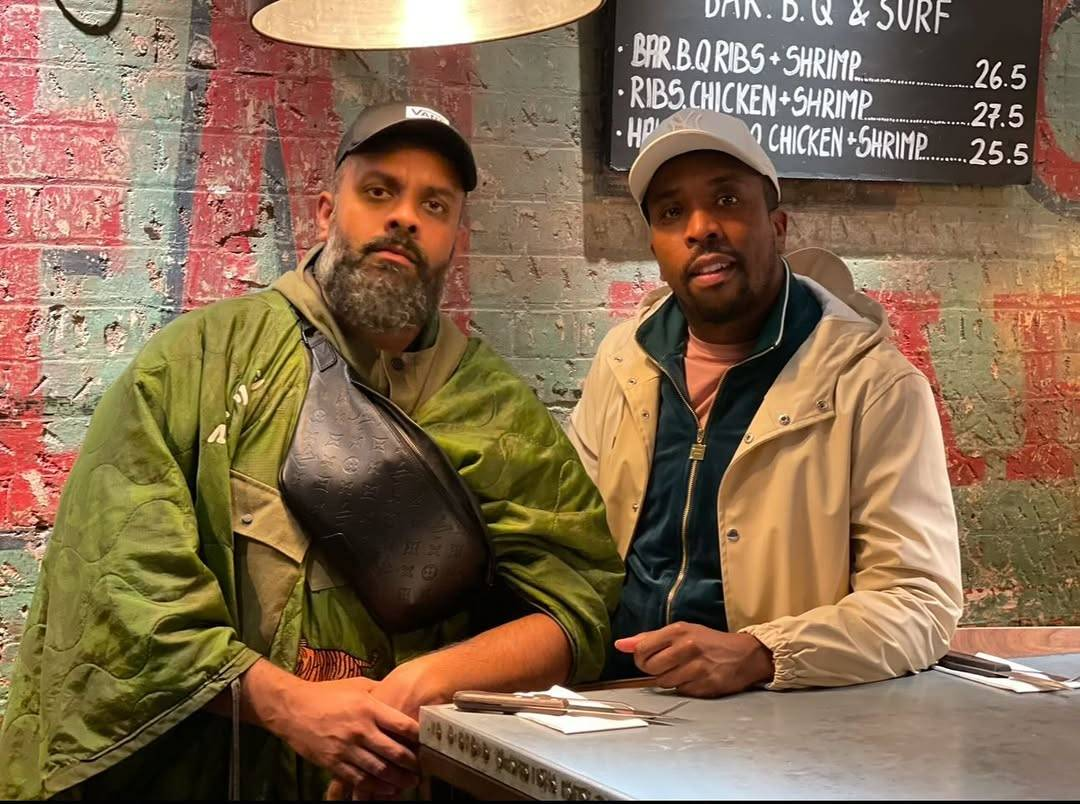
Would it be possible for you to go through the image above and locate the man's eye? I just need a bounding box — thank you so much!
[660,205,682,220]
[717,194,739,206]
[425,199,447,214]
[366,187,390,199]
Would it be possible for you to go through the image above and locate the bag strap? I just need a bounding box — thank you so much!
[297,319,339,373]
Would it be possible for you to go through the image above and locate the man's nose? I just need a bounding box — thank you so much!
[685,208,726,248]
[386,201,420,236]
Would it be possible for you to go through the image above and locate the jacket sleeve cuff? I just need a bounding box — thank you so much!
[547,603,603,686]
[740,622,800,690]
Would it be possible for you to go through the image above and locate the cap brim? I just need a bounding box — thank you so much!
[628,128,781,210]
[338,118,478,192]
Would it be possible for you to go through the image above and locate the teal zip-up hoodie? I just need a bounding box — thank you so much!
[606,264,822,678]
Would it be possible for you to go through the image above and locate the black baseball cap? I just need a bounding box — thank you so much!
[334,102,478,192]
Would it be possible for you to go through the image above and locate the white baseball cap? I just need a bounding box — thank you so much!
[628,109,780,217]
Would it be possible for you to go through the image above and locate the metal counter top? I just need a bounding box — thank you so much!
[419,654,1080,800]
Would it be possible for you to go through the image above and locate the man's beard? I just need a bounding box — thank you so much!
[314,223,448,334]
[679,241,776,325]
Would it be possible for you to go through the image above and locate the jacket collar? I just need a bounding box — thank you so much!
[634,260,795,367]
[607,249,891,437]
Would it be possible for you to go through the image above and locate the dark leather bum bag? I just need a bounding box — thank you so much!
[279,315,494,634]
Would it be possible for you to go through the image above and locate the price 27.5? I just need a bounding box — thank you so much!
[969,139,1029,166]
[971,103,1024,129]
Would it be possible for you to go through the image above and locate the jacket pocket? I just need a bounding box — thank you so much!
[230,470,309,655]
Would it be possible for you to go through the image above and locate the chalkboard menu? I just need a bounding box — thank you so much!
[608,0,1044,184]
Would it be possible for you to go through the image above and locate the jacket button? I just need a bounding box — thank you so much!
[816,400,828,410]
[743,433,753,444]
[779,414,791,426]
[614,355,624,363]
[390,357,405,371]
[627,377,637,385]
[240,514,253,525]
[726,529,740,542]
[641,410,650,419]
[632,502,639,512]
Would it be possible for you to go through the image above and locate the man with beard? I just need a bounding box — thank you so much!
[0,103,623,800]
[568,109,962,696]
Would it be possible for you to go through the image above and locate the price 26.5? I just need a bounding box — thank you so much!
[974,60,1028,91]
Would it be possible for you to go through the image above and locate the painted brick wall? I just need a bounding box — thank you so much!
[1,0,1078,710]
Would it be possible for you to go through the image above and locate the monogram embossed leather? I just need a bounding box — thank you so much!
[280,318,494,634]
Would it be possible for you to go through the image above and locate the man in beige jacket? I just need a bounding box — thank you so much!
[569,108,963,696]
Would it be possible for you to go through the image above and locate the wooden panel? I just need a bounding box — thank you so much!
[950,627,1080,657]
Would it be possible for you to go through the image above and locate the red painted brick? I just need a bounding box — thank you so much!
[0,247,39,302]
[33,186,124,246]
[0,2,40,62]
[211,20,332,77]
[0,63,38,123]
[607,280,661,318]
[872,291,988,486]
[0,122,127,183]
[995,295,1080,481]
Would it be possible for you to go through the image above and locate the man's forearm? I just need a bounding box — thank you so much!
[384,613,573,713]
[208,615,573,724]
[439,612,573,691]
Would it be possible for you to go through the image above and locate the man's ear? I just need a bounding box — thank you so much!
[770,209,788,255]
[316,191,334,242]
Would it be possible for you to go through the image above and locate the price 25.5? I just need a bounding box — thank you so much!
[969,139,1029,166]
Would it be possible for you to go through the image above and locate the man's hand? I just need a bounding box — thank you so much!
[323,776,392,802]
[324,656,451,799]
[323,613,573,800]
[614,623,774,697]
[369,654,449,720]
[273,676,420,793]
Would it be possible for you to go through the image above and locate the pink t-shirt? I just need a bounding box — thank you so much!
[685,331,755,426]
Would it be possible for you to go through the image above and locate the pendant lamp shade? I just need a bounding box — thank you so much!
[248,0,606,50]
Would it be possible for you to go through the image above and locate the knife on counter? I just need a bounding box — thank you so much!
[452,691,689,724]
[935,651,1072,691]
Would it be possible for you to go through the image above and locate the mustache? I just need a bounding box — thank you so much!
[360,231,427,268]
[682,242,741,275]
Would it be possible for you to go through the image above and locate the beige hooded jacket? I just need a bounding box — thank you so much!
[568,247,963,689]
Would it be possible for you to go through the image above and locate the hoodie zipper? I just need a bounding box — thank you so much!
[652,270,791,625]
[664,389,705,623]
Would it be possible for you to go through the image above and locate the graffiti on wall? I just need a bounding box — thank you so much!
[0,0,1078,705]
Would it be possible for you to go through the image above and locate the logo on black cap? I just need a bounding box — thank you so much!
[405,106,450,125]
